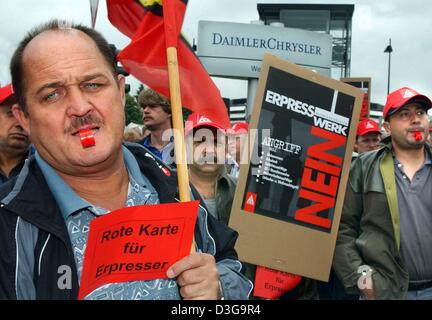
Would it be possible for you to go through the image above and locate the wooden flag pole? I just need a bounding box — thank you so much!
[166,47,190,202]
[166,46,196,252]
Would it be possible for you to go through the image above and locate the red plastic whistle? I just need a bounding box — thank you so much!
[414,131,422,141]
[79,129,96,148]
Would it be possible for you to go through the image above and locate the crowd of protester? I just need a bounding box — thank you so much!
[1,18,431,301]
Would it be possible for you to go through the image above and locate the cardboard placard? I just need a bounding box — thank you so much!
[229,54,363,282]
[78,201,199,299]
[340,77,371,120]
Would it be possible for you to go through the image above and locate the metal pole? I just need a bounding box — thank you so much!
[387,42,391,95]
[89,0,99,29]
[246,20,265,119]
[384,38,393,95]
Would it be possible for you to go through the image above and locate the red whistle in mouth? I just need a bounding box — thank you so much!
[79,129,96,148]
[414,131,423,141]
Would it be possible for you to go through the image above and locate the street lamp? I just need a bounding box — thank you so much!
[384,38,393,95]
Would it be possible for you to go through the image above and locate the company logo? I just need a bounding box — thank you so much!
[244,192,257,213]
[211,33,323,56]
[365,121,375,129]
[198,116,212,124]
[246,195,255,206]
[402,89,415,99]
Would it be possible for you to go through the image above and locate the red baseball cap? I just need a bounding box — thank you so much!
[0,84,14,105]
[184,113,226,136]
[357,118,381,136]
[228,122,249,135]
[383,87,432,120]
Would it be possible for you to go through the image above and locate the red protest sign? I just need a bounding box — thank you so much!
[78,201,199,300]
[253,266,302,299]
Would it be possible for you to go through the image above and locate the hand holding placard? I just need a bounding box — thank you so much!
[167,253,220,300]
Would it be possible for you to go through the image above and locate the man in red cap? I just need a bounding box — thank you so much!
[334,87,432,300]
[0,84,30,185]
[354,118,382,154]
[185,113,236,225]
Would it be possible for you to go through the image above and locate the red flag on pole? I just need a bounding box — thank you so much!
[162,0,185,48]
[106,0,231,128]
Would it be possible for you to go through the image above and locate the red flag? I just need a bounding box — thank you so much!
[107,0,231,128]
[107,0,144,38]
[163,0,185,48]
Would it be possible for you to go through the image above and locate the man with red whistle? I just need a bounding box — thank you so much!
[0,20,251,300]
[334,87,432,299]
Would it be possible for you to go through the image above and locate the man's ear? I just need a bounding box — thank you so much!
[353,142,359,153]
[12,104,30,135]
[117,74,126,109]
[382,121,391,135]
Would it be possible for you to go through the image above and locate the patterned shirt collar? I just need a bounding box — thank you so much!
[35,145,150,220]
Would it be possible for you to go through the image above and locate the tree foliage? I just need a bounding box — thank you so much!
[124,93,143,125]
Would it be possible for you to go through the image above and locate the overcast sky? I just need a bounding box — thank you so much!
[1,0,431,106]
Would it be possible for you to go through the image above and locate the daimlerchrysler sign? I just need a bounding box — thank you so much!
[197,21,333,78]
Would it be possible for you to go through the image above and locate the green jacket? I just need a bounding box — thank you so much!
[334,139,432,299]
[215,169,237,226]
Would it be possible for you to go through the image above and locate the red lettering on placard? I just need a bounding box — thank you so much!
[304,157,341,177]
[295,189,334,228]
[307,127,345,165]
[295,126,345,229]
[301,167,339,197]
